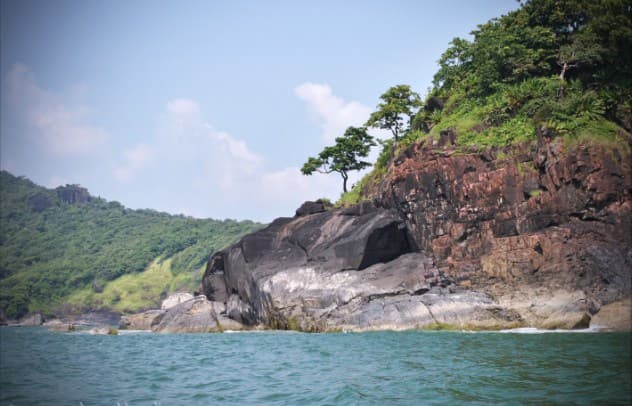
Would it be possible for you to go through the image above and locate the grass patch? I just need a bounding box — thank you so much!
[67,258,174,313]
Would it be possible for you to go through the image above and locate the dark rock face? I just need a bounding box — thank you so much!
[55,185,91,204]
[295,199,332,217]
[198,137,631,331]
[202,203,416,328]
[370,136,632,326]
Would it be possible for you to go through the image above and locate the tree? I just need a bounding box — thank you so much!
[365,85,421,143]
[301,126,375,193]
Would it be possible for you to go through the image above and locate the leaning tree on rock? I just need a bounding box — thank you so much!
[301,126,375,194]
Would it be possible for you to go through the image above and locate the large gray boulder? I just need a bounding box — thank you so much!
[119,309,165,330]
[201,203,414,326]
[152,296,245,333]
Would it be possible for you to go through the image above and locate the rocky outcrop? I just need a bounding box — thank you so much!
[590,296,632,331]
[201,204,422,330]
[152,296,244,333]
[119,309,165,330]
[198,135,631,332]
[55,184,91,204]
[18,313,43,326]
[161,292,194,310]
[119,296,245,333]
[368,136,631,329]
[44,319,77,332]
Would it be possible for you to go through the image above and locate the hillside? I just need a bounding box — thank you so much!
[338,0,631,204]
[0,171,262,319]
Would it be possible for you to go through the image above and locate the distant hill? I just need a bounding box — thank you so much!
[0,171,262,318]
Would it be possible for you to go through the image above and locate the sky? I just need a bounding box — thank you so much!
[1,0,518,222]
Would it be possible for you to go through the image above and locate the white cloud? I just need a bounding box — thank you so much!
[261,167,340,201]
[294,82,372,142]
[204,126,263,190]
[114,144,154,182]
[149,97,346,219]
[3,64,108,155]
[166,98,200,115]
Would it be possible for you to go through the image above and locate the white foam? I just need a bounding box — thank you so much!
[498,327,599,334]
[117,329,153,335]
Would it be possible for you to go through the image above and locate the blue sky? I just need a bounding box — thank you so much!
[1,0,518,222]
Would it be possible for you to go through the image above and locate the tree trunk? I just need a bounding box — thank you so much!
[559,62,568,82]
[342,172,348,194]
[557,62,568,98]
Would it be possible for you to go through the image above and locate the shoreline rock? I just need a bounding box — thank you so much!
[194,138,630,333]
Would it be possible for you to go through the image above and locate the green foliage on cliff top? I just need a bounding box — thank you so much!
[0,171,262,318]
[421,0,631,147]
[338,0,631,206]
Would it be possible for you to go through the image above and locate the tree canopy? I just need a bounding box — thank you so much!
[365,84,422,142]
[301,126,376,193]
[433,0,632,99]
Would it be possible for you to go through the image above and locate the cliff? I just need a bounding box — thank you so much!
[200,134,631,331]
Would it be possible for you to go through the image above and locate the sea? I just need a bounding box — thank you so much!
[0,327,630,405]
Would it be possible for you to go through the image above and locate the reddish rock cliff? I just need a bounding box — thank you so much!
[371,134,632,326]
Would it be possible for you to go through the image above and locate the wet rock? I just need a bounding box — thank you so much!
[590,297,632,331]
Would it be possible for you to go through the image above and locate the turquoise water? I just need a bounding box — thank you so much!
[1,328,630,405]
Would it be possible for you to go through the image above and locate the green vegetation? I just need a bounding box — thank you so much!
[366,84,421,143]
[301,126,376,193]
[424,0,631,147]
[0,171,262,318]
[336,0,631,206]
[66,258,179,313]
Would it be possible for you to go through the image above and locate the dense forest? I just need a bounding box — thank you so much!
[321,0,631,204]
[0,171,262,318]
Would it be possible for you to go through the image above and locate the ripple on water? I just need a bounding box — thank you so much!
[0,328,630,405]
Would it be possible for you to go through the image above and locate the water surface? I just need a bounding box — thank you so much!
[1,327,630,405]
